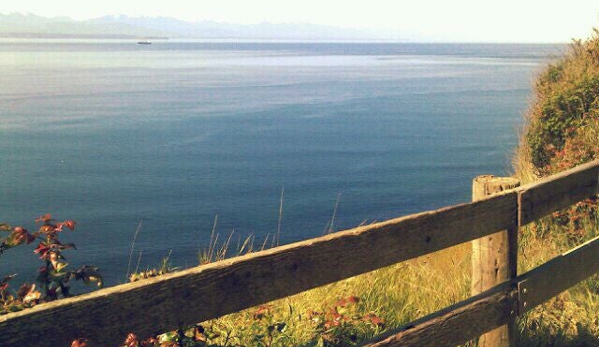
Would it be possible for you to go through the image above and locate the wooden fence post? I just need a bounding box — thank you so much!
[472,175,520,347]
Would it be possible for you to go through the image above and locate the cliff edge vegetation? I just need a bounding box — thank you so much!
[517,28,599,182]
[514,28,599,346]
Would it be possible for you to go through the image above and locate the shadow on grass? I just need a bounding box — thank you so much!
[519,324,599,347]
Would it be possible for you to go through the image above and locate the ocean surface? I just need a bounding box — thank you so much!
[0,39,564,287]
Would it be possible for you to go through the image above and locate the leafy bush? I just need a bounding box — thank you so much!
[525,29,599,173]
[0,214,102,315]
[519,29,599,240]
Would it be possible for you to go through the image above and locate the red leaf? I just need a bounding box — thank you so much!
[124,333,140,347]
[71,338,88,347]
[36,214,53,223]
[34,243,51,259]
[39,225,56,233]
[64,220,76,231]
[335,298,347,307]
[347,296,360,304]
[363,313,385,326]
[10,227,35,245]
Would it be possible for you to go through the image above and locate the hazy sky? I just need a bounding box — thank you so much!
[2,0,599,42]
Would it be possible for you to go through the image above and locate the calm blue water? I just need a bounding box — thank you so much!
[0,40,563,287]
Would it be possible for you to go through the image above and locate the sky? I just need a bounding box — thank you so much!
[1,0,599,42]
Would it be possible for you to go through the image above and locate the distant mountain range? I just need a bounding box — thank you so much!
[0,13,408,40]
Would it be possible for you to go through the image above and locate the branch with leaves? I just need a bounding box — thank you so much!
[0,214,103,314]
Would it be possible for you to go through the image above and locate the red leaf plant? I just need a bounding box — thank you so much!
[0,214,102,315]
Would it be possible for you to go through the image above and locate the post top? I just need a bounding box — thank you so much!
[473,175,521,200]
[473,175,520,186]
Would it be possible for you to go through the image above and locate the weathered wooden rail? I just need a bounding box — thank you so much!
[1,160,598,347]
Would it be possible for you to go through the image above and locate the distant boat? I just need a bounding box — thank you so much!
[137,41,151,45]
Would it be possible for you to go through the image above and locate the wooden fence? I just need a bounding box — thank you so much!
[1,160,599,347]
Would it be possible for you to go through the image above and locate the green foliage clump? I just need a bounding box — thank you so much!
[525,29,599,173]
[518,28,599,242]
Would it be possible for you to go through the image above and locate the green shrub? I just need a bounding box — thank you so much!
[524,30,599,172]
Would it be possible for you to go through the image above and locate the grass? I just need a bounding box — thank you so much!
[517,215,599,347]
[185,240,472,347]
[172,212,598,347]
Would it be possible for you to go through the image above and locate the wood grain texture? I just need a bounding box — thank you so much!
[519,160,599,225]
[518,235,599,314]
[472,176,519,347]
[506,227,519,347]
[472,177,520,294]
[361,283,516,347]
[0,192,518,347]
